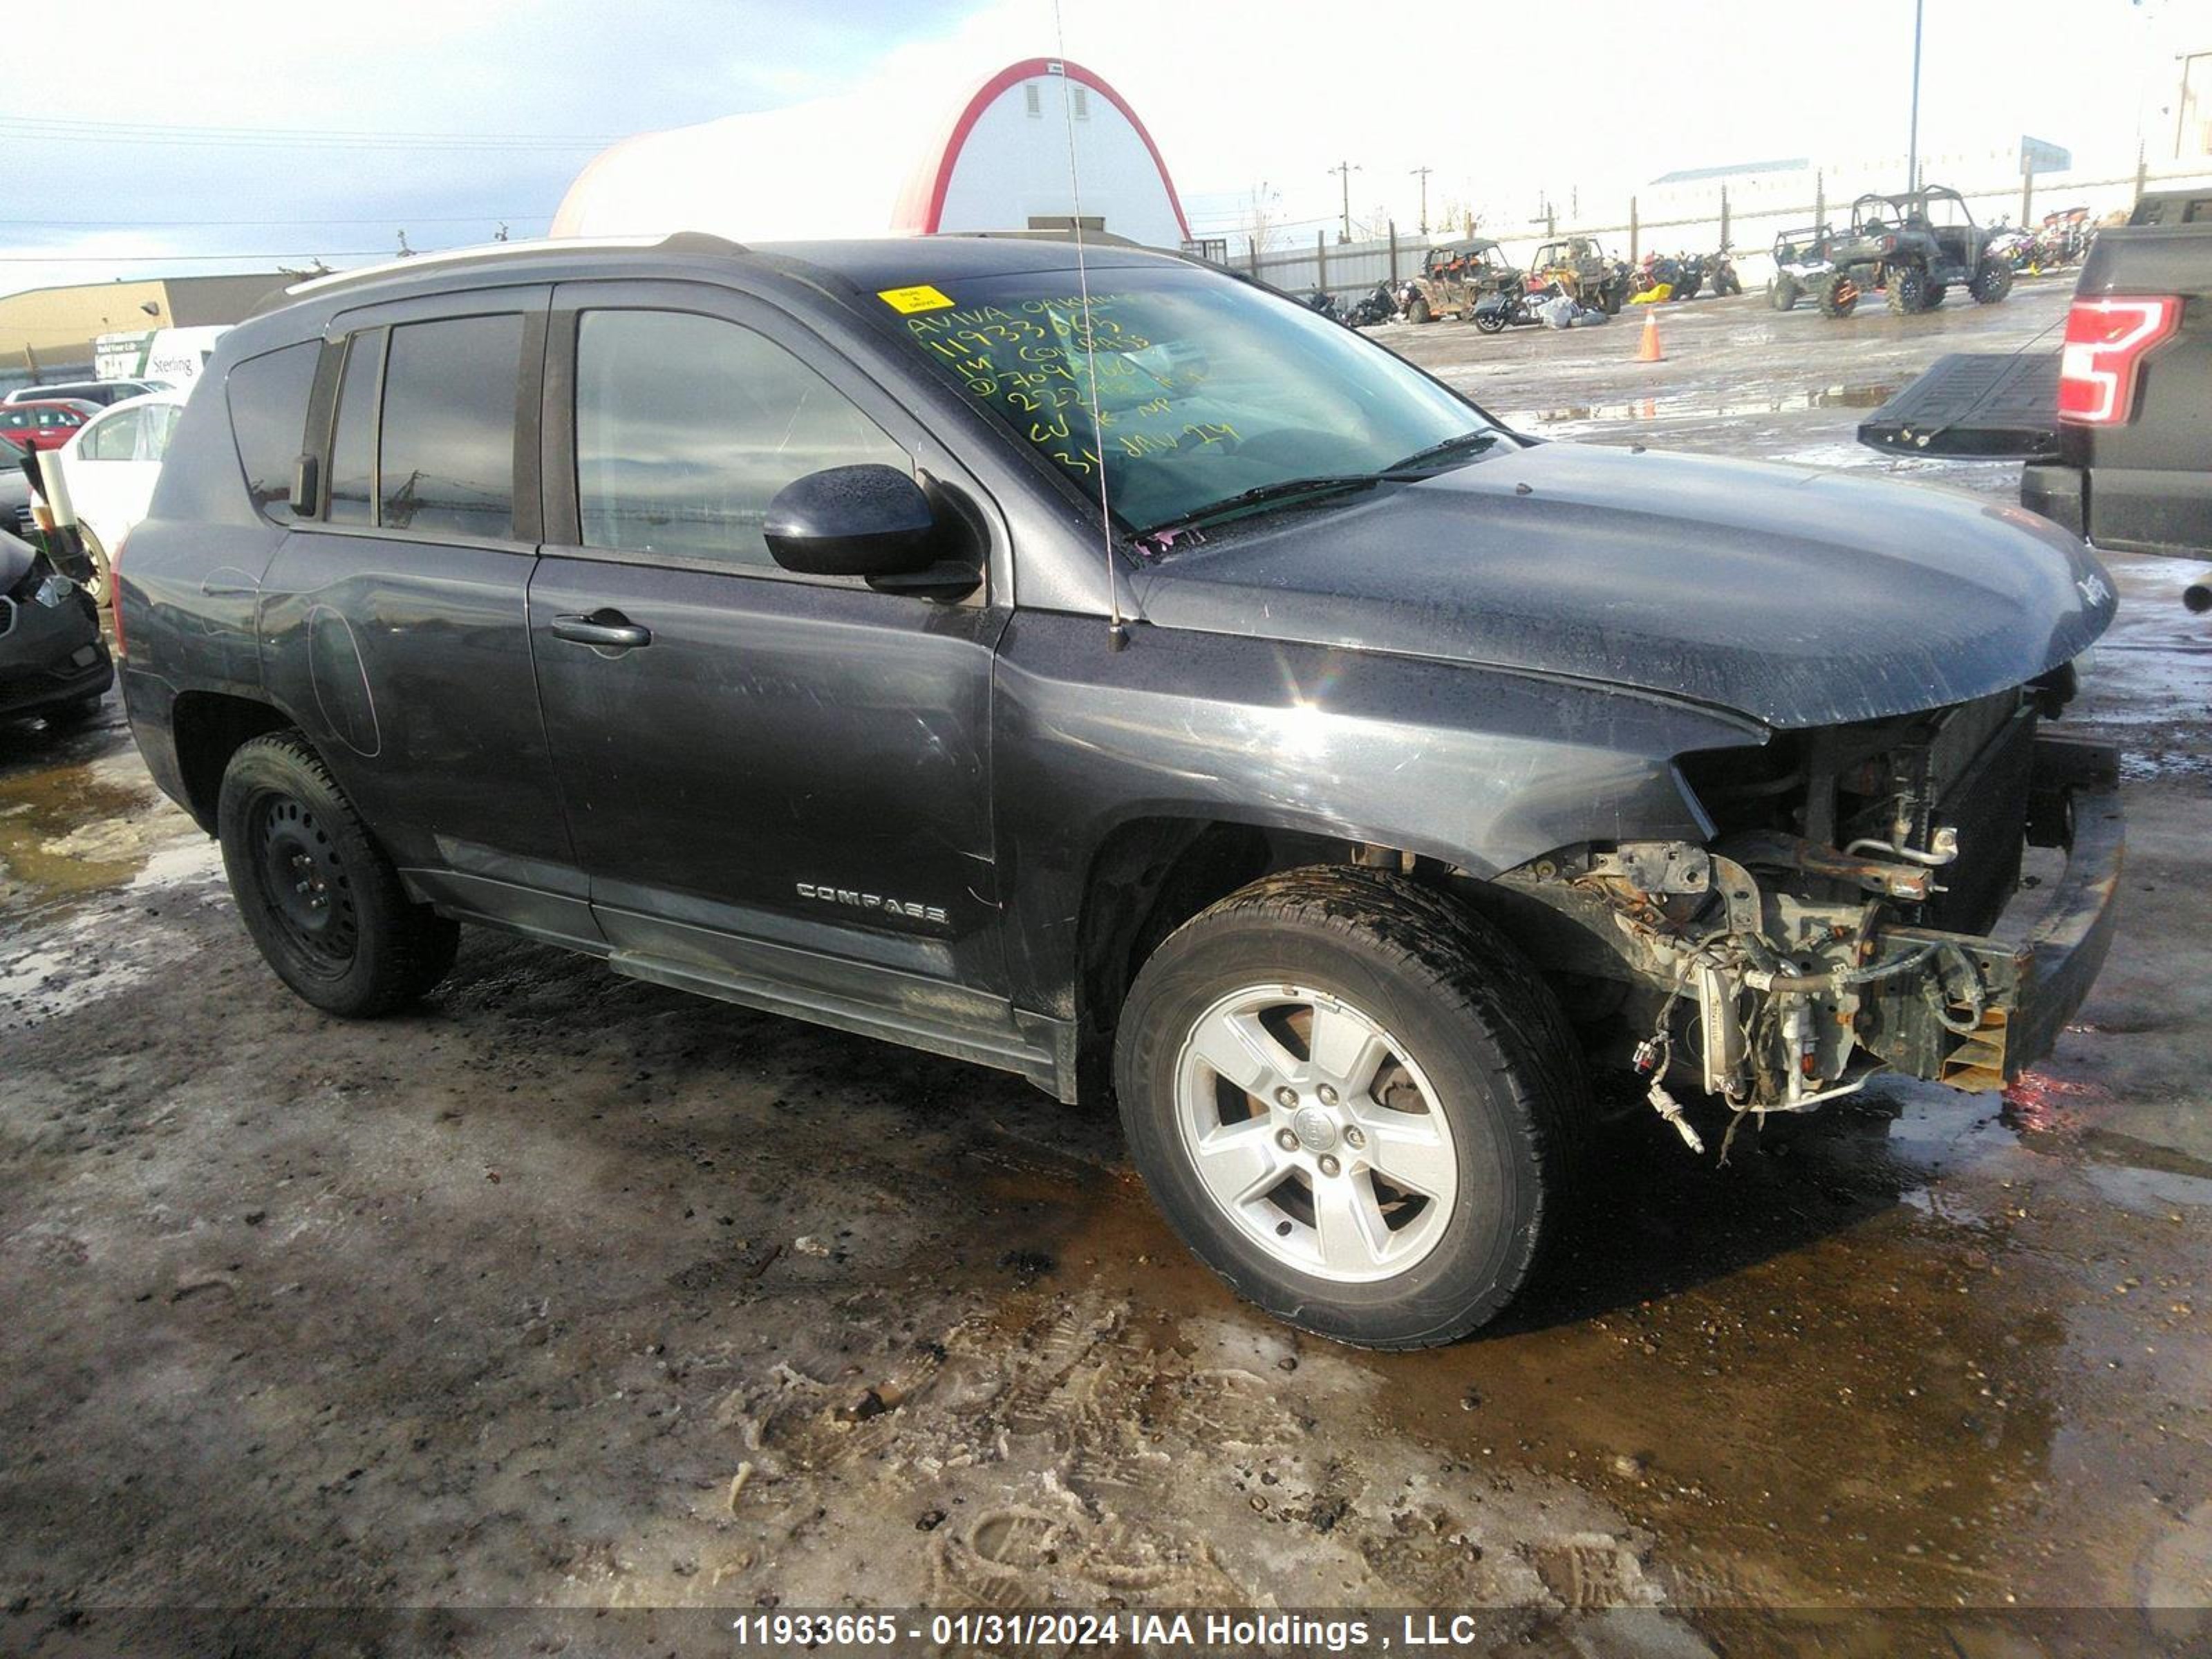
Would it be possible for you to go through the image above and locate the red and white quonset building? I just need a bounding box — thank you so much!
[552,59,1190,248]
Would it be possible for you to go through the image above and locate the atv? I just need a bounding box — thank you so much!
[1532,236,1631,315]
[1397,238,1519,324]
[1766,224,1857,316]
[1818,185,2015,317]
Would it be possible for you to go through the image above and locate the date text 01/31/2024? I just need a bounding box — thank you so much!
[727,1610,1512,1650]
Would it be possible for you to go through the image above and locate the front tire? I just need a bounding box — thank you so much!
[1405,296,1432,325]
[217,731,459,1018]
[1886,265,1927,315]
[1114,867,1588,1349]
[1769,273,1800,312]
[77,527,112,609]
[1819,273,1860,317]
[1969,257,2014,305]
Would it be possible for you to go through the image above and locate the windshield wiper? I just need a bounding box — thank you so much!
[1382,429,1501,476]
[1132,474,1384,544]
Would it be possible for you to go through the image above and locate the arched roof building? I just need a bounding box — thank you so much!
[552,59,1188,248]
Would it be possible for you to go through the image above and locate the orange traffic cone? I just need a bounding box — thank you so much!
[1637,307,1665,363]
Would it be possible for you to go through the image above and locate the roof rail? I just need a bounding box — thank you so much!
[273,231,751,304]
[929,228,1150,250]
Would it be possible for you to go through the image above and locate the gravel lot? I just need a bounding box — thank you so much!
[3,274,2209,1658]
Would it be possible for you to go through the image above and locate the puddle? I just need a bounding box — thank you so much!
[0,744,187,915]
[0,834,222,1029]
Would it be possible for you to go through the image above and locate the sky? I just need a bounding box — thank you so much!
[0,0,2190,301]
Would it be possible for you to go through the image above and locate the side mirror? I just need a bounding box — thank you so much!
[763,464,938,579]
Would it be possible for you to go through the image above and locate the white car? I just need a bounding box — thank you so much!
[55,388,186,603]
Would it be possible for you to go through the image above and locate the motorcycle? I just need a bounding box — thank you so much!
[1344,283,1397,328]
[1672,253,1707,301]
[1629,253,1681,301]
[1470,279,1568,333]
[1708,252,1742,296]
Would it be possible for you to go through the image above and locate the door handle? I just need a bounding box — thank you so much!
[551,610,651,650]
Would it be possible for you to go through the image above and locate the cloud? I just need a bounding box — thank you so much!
[0,0,2175,302]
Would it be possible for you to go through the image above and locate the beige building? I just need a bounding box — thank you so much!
[0,272,297,381]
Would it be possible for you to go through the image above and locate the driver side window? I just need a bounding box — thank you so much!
[573,309,909,571]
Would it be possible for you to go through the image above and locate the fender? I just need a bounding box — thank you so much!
[991,608,1764,1018]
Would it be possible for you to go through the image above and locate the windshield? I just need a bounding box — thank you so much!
[885,265,1498,534]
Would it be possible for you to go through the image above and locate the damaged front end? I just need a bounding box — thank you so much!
[1495,679,2123,1143]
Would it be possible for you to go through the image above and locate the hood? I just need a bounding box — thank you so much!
[1132,442,2116,729]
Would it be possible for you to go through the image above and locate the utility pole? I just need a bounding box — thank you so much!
[1906,0,1924,192]
[1409,165,1432,235]
[1329,160,1360,243]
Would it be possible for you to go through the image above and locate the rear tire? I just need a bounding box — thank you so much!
[1818,273,1859,317]
[1969,257,2014,305]
[1114,866,1590,1349]
[217,731,460,1018]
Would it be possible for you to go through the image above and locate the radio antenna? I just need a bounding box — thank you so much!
[1051,8,1128,650]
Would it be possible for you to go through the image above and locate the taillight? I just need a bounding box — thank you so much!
[2059,295,2182,425]
[107,528,128,657]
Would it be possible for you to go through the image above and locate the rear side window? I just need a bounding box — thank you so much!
[573,308,906,569]
[227,342,319,523]
[376,315,522,540]
[326,331,382,526]
[84,409,142,461]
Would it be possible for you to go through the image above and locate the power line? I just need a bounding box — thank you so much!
[0,115,621,152]
[0,250,411,263]
[0,214,546,228]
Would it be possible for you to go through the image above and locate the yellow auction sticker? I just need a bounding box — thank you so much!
[877,283,955,315]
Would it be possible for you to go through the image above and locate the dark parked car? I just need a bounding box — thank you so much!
[117,234,2119,1348]
[0,526,111,731]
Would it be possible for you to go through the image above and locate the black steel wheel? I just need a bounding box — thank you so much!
[218,731,458,1017]
[1115,866,1591,1349]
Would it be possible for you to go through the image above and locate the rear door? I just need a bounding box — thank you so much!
[258,285,599,948]
[527,280,1020,1059]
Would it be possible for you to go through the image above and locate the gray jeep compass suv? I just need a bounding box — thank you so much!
[116,232,2121,1348]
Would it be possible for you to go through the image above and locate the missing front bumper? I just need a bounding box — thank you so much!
[1860,738,2124,1090]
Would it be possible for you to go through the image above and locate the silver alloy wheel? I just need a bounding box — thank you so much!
[1172,983,1459,1284]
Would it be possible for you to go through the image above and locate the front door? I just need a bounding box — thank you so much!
[526,281,1018,1058]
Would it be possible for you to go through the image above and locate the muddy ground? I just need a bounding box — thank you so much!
[3,276,2210,1658]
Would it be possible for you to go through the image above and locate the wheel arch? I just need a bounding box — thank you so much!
[1067,814,1586,1103]
[170,689,297,832]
